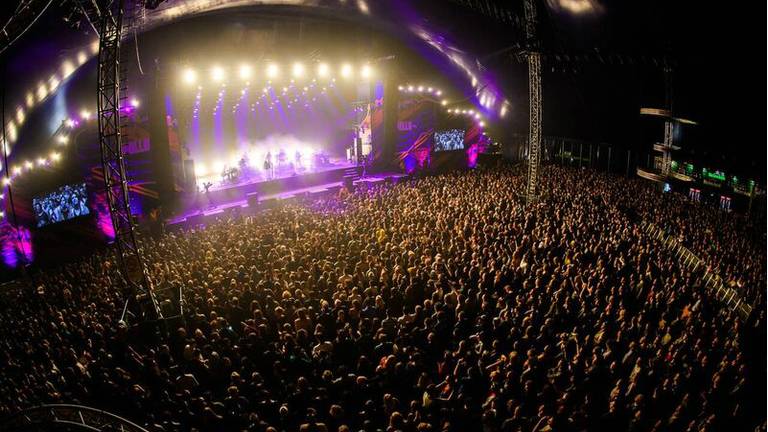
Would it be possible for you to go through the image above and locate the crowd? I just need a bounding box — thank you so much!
[0,164,764,432]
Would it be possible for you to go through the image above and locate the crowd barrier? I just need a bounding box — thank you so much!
[641,221,753,321]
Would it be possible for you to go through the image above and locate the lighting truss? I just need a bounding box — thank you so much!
[96,0,161,322]
[0,0,56,56]
[524,0,542,205]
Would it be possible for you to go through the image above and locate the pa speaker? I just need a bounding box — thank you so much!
[343,176,354,191]
[247,193,260,209]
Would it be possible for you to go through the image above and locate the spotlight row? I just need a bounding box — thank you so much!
[2,151,62,185]
[397,85,443,97]
[446,108,486,126]
[181,62,375,85]
[3,40,99,149]
[0,96,126,183]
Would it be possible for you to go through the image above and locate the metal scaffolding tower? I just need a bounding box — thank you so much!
[524,0,542,204]
[96,0,161,322]
[660,64,673,177]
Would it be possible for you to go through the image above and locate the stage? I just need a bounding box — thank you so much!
[168,164,406,227]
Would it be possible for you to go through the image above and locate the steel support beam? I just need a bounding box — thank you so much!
[524,0,542,204]
[96,0,161,322]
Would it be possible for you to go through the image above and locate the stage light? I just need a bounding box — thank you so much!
[37,83,48,101]
[436,90,442,96]
[213,160,224,174]
[62,60,75,78]
[500,105,508,118]
[65,118,76,128]
[51,152,61,161]
[317,63,329,78]
[2,178,10,186]
[211,66,225,82]
[417,86,424,92]
[427,87,433,92]
[182,68,197,84]
[398,85,403,91]
[478,121,485,127]
[441,100,447,106]
[194,163,207,177]
[361,65,372,79]
[266,63,279,79]
[24,161,33,170]
[77,51,87,65]
[25,92,35,108]
[49,76,60,92]
[57,135,69,144]
[37,158,47,166]
[81,110,91,120]
[407,85,414,92]
[340,64,353,78]
[12,166,21,176]
[239,64,252,80]
[474,113,481,119]
[16,108,24,124]
[292,63,305,78]
[130,98,140,107]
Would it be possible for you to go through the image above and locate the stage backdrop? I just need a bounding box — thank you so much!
[396,95,437,173]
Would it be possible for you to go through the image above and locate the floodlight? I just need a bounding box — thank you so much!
[266,63,279,79]
[361,65,372,78]
[239,64,252,80]
[340,64,353,78]
[182,68,197,84]
[292,63,305,78]
[211,66,225,82]
[317,63,329,77]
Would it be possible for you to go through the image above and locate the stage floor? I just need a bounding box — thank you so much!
[169,171,406,227]
[197,158,355,192]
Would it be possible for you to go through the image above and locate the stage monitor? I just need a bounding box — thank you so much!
[33,183,90,228]
[434,129,465,152]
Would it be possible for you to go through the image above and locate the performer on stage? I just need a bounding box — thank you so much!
[264,152,273,179]
[294,150,302,168]
[203,181,214,208]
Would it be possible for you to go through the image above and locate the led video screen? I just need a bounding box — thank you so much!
[434,129,465,151]
[33,183,90,228]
